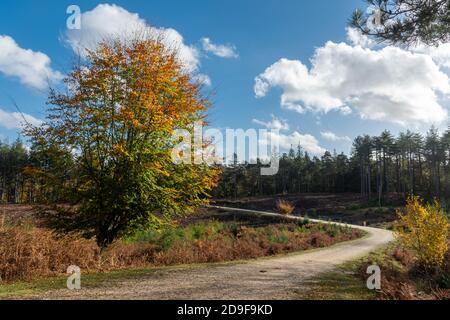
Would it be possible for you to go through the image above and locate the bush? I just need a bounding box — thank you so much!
[0,225,100,282]
[0,219,363,283]
[276,200,295,216]
[396,196,449,267]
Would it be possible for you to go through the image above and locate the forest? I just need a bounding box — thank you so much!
[214,127,450,204]
[2,126,450,206]
[0,137,74,204]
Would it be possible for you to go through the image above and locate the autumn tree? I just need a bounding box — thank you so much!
[27,37,220,248]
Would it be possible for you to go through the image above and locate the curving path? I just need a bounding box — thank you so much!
[32,207,394,300]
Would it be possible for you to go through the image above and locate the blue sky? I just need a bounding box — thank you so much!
[1,0,450,156]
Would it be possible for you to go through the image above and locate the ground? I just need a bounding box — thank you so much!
[214,193,401,228]
[0,193,398,299]
[10,213,393,300]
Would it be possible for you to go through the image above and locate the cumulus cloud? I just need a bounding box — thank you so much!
[260,130,326,155]
[413,42,450,71]
[0,35,62,90]
[65,4,200,73]
[252,115,289,131]
[255,28,450,126]
[320,131,351,142]
[200,38,238,58]
[251,116,325,155]
[346,27,374,48]
[0,108,43,130]
[192,73,212,87]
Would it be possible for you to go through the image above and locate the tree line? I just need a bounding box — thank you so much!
[3,126,450,206]
[0,137,75,204]
[214,127,450,205]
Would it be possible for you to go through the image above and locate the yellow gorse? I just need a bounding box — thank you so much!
[396,196,449,267]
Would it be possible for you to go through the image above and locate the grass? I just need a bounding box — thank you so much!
[299,269,376,300]
[299,241,450,300]
[297,249,392,300]
[276,199,295,215]
[124,220,229,247]
[298,252,388,300]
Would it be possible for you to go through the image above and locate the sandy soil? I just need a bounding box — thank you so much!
[28,208,394,300]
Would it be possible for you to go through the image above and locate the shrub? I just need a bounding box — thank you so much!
[437,272,450,289]
[0,226,100,282]
[396,196,449,267]
[276,200,295,216]
[0,219,362,283]
[326,224,341,238]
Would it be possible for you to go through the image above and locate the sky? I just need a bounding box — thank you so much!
[1,0,450,157]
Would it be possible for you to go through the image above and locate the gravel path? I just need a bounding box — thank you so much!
[31,208,394,300]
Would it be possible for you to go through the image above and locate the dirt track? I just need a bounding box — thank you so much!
[28,208,394,300]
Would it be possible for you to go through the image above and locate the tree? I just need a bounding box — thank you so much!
[441,127,450,198]
[425,127,443,197]
[27,37,220,248]
[24,133,75,203]
[0,138,28,203]
[353,135,373,200]
[351,0,450,46]
[396,196,449,267]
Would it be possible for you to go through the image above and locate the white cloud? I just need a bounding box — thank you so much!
[192,73,212,87]
[346,27,374,48]
[259,130,325,155]
[320,131,351,142]
[255,28,450,127]
[252,115,289,131]
[65,4,200,73]
[0,108,43,130]
[0,35,62,90]
[200,38,238,58]
[413,42,450,71]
